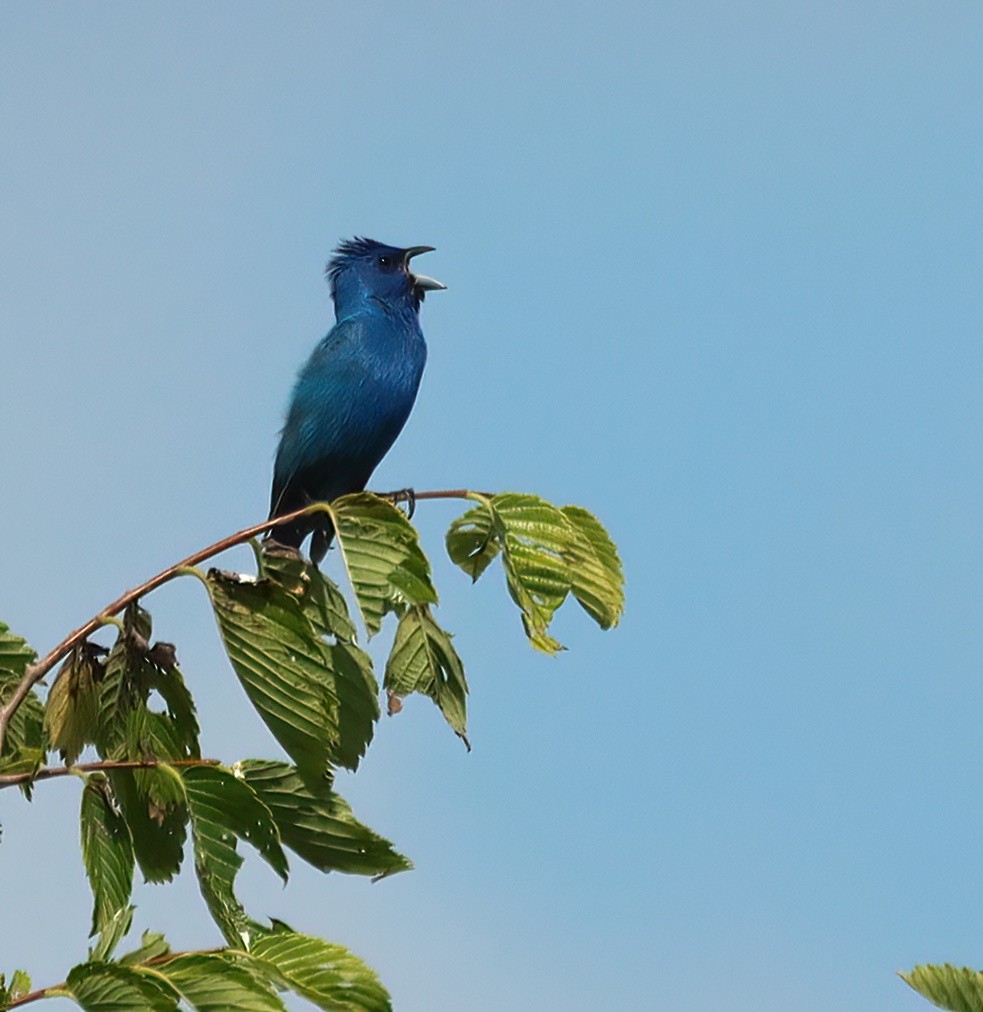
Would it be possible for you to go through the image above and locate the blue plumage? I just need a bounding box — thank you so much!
[268,237,444,562]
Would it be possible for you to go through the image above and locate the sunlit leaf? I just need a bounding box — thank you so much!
[560,505,624,629]
[65,961,181,1011]
[385,606,469,747]
[88,906,135,964]
[331,493,437,638]
[445,494,625,654]
[45,644,102,764]
[901,964,983,1012]
[241,760,411,879]
[119,930,171,967]
[157,952,285,1012]
[206,570,376,775]
[245,928,391,1012]
[0,621,36,680]
[445,503,500,581]
[206,571,336,780]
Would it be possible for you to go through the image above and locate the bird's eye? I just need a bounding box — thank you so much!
[378,255,392,268]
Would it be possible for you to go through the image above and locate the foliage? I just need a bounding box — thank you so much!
[902,965,983,1012]
[0,491,622,1009]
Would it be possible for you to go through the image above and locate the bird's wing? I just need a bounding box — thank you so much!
[269,319,366,518]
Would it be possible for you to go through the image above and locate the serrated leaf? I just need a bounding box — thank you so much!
[385,606,469,747]
[490,494,574,654]
[241,760,411,879]
[445,503,501,581]
[119,931,171,967]
[184,765,288,945]
[330,493,437,638]
[95,604,198,763]
[0,621,37,679]
[8,969,31,1000]
[901,964,983,1012]
[110,768,187,884]
[560,505,625,629]
[89,906,135,963]
[66,961,181,1011]
[157,952,285,1012]
[262,551,359,645]
[206,571,336,780]
[144,662,200,759]
[80,773,135,940]
[45,644,102,764]
[206,570,376,775]
[447,495,625,652]
[245,929,391,1012]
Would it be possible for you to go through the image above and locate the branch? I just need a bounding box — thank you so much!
[0,756,221,791]
[6,948,230,1008]
[0,488,484,752]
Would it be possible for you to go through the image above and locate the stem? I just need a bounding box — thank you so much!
[0,489,485,752]
[0,757,221,791]
[6,948,231,1008]
[8,985,61,1008]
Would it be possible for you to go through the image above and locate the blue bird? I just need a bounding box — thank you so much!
[267,237,445,563]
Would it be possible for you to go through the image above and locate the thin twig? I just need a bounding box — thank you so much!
[6,947,231,1008]
[8,984,60,1008]
[0,488,484,752]
[0,756,221,791]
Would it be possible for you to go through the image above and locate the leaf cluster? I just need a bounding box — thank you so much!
[0,491,623,1009]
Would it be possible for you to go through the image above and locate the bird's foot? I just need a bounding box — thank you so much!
[383,487,417,520]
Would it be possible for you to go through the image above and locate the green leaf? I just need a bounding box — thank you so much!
[245,929,391,1012]
[65,961,181,1011]
[119,930,171,967]
[901,964,983,1012]
[322,641,379,771]
[447,494,625,654]
[303,567,359,644]
[385,606,469,747]
[206,571,337,780]
[560,505,625,629]
[0,621,36,680]
[489,494,574,654]
[94,605,199,762]
[144,660,200,760]
[80,773,135,940]
[109,768,187,884]
[240,760,411,879]
[0,692,44,797]
[262,550,359,645]
[184,765,288,945]
[157,952,285,1012]
[330,493,437,638]
[446,503,501,581]
[206,570,376,775]
[89,906,135,964]
[0,970,31,1009]
[261,555,378,769]
[45,644,102,764]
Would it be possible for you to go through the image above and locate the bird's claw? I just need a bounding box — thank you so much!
[387,487,416,520]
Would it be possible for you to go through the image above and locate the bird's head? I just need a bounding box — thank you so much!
[326,237,445,316]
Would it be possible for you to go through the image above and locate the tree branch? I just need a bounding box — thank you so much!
[6,948,230,1008]
[0,489,484,752]
[0,756,221,791]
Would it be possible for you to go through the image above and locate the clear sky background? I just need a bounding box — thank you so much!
[1,4,981,1010]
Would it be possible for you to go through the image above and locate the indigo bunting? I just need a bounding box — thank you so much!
[267,237,444,563]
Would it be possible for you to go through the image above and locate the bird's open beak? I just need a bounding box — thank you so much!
[403,245,446,292]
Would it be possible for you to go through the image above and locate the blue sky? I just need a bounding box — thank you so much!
[1,3,981,1009]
